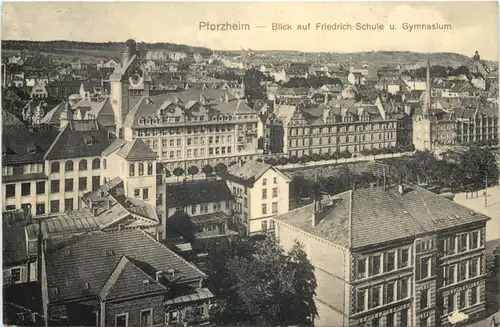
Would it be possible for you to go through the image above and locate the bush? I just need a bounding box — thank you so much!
[202,164,214,176]
[278,157,288,166]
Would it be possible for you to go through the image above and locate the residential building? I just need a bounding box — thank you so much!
[165,180,238,253]
[218,161,290,235]
[274,184,490,327]
[41,229,213,327]
[30,83,48,99]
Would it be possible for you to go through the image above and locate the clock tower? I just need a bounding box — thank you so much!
[110,39,151,137]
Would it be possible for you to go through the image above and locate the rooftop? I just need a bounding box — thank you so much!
[166,180,233,208]
[275,184,491,250]
[220,160,273,187]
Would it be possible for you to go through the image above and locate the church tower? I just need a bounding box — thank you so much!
[110,39,151,138]
[413,59,434,151]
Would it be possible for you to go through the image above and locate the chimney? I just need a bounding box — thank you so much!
[219,222,226,235]
[93,207,99,217]
[312,200,322,227]
[398,184,405,195]
[155,271,163,282]
[100,191,105,197]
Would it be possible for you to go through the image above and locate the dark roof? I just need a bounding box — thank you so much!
[166,180,233,208]
[3,221,28,266]
[45,229,205,302]
[44,119,115,160]
[116,139,157,160]
[219,160,272,187]
[275,184,491,250]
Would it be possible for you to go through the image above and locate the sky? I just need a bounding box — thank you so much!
[2,2,499,60]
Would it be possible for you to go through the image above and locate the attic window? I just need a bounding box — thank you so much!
[143,280,150,286]
[26,142,36,154]
[51,287,59,296]
[167,268,175,278]
[82,282,90,290]
[83,135,93,146]
[106,249,115,256]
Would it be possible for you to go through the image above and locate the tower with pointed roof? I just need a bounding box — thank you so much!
[412,59,434,151]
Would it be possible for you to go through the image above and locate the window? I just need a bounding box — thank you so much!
[272,202,278,214]
[419,318,430,327]
[21,203,31,215]
[65,198,73,211]
[51,161,60,173]
[10,268,22,283]
[92,176,100,191]
[262,189,267,199]
[401,309,408,327]
[386,252,395,272]
[103,159,107,169]
[459,290,466,309]
[36,181,45,195]
[370,286,380,308]
[92,158,100,170]
[273,177,277,184]
[79,177,87,190]
[65,178,74,192]
[356,290,366,312]
[50,200,60,213]
[270,220,275,229]
[36,203,45,215]
[191,205,197,215]
[262,220,267,232]
[139,163,144,176]
[447,294,456,311]
[244,197,248,208]
[140,309,152,327]
[470,286,478,305]
[65,160,74,172]
[129,164,135,176]
[470,258,479,277]
[51,180,60,193]
[371,255,381,276]
[470,231,479,249]
[420,289,429,309]
[134,189,140,197]
[115,313,128,327]
[447,264,456,285]
[6,184,16,198]
[459,234,468,252]
[143,188,149,200]
[79,159,87,171]
[400,278,409,299]
[459,261,468,281]
[386,313,395,327]
[147,162,153,175]
[420,257,430,279]
[447,236,456,255]
[357,258,366,279]
[263,178,267,186]
[262,204,267,215]
[6,205,16,211]
[386,282,395,303]
[272,187,278,198]
[21,183,31,196]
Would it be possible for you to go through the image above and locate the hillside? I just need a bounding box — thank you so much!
[1,40,213,64]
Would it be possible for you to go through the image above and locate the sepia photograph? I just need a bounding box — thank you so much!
[1,1,499,326]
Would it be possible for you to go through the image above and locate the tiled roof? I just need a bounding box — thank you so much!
[99,255,167,301]
[2,110,21,126]
[40,102,68,125]
[3,221,28,265]
[123,89,256,128]
[220,160,272,187]
[275,184,490,250]
[44,119,116,160]
[45,230,206,302]
[116,138,157,161]
[102,138,127,157]
[166,180,233,208]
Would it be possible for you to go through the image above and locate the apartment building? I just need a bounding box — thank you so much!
[266,100,411,157]
[219,161,290,235]
[274,184,490,327]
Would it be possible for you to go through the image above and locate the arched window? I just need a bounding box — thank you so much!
[138,163,144,176]
[147,162,153,175]
[51,161,60,173]
[65,160,74,172]
[79,159,88,171]
[129,164,135,177]
[92,158,100,170]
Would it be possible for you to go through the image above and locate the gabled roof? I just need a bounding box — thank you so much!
[219,160,290,188]
[166,180,234,208]
[45,230,206,302]
[40,102,68,126]
[99,255,167,301]
[275,184,490,250]
[116,138,157,161]
[44,119,115,160]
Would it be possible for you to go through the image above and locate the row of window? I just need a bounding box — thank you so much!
[133,188,150,200]
[175,201,231,216]
[137,113,257,126]
[438,231,482,256]
[288,122,399,136]
[356,277,411,313]
[134,123,253,137]
[262,187,279,200]
[288,142,397,157]
[49,177,100,193]
[441,257,482,286]
[356,248,410,280]
[443,287,480,314]
[129,162,154,177]
[261,219,275,231]
[51,158,100,174]
[261,202,279,215]
[3,163,44,176]
[290,133,396,148]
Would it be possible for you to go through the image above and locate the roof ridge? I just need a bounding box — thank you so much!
[43,124,68,160]
[140,230,206,278]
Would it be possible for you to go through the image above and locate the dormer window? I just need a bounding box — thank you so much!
[26,142,36,154]
[83,135,93,146]
[138,118,145,125]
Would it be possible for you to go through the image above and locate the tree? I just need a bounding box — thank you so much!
[187,165,199,181]
[289,155,299,166]
[164,169,171,178]
[278,156,288,166]
[360,148,372,156]
[341,150,352,159]
[214,162,228,173]
[299,155,310,164]
[210,236,317,326]
[487,245,500,277]
[229,161,238,167]
[256,158,263,163]
[265,158,278,166]
[311,153,321,162]
[172,167,185,181]
[202,164,214,176]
